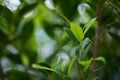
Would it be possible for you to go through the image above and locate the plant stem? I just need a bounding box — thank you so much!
[77,50,82,80]
[77,62,81,80]
[0,59,4,80]
[92,2,104,78]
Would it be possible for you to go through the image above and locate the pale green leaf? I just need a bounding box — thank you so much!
[32,64,63,75]
[83,17,97,35]
[95,56,106,64]
[68,56,76,74]
[61,60,68,72]
[82,38,91,50]
[79,58,93,72]
[70,23,84,42]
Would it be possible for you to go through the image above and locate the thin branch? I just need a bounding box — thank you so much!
[77,50,82,80]
[77,62,81,80]
[92,2,104,78]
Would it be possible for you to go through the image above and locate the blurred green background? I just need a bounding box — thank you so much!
[0,0,120,80]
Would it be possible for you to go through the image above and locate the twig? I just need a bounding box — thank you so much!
[77,50,82,80]
[92,2,104,78]
[77,62,81,80]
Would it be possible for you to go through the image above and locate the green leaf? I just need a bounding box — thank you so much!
[0,16,8,33]
[64,27,80,45]
[94,56,106,64]
[106,22,120,29]
[81,38,92,60]
[21,53,29,66]
[61,60,68,72]
[67,56,76,74]
[83,17,97,35]
[70,23,84,42]
[79,58,93,72]
[82,38,91,50]
[19,21,34,43]
[35,62,52,73]
[32,64,63,75]
[38,62,51,68]
[108,31,120,43]
[3,7,13,23]
[61,15,70,24]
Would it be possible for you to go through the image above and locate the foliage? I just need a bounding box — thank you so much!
[0,0,120,80]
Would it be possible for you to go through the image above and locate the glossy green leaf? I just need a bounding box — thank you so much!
[79,58,93,72]
[67,56,76,74]
[83,17,97,35]
[64,27,80,45]
[94,56,106,64]
[70,23,84,42]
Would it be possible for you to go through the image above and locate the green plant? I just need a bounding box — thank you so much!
[0,0,120,80]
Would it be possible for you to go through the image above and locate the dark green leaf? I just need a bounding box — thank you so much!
[75,48,80,59]
[19,3,38,15]
[108,31,120,43]
[0,16,8,33]
[2,7,13,23]
[64,27,80,45]
[20,21,34,43]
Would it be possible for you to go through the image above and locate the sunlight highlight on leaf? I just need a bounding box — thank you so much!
[70,23,84,42]
[95,56,106,64]
[79,58,93,72]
